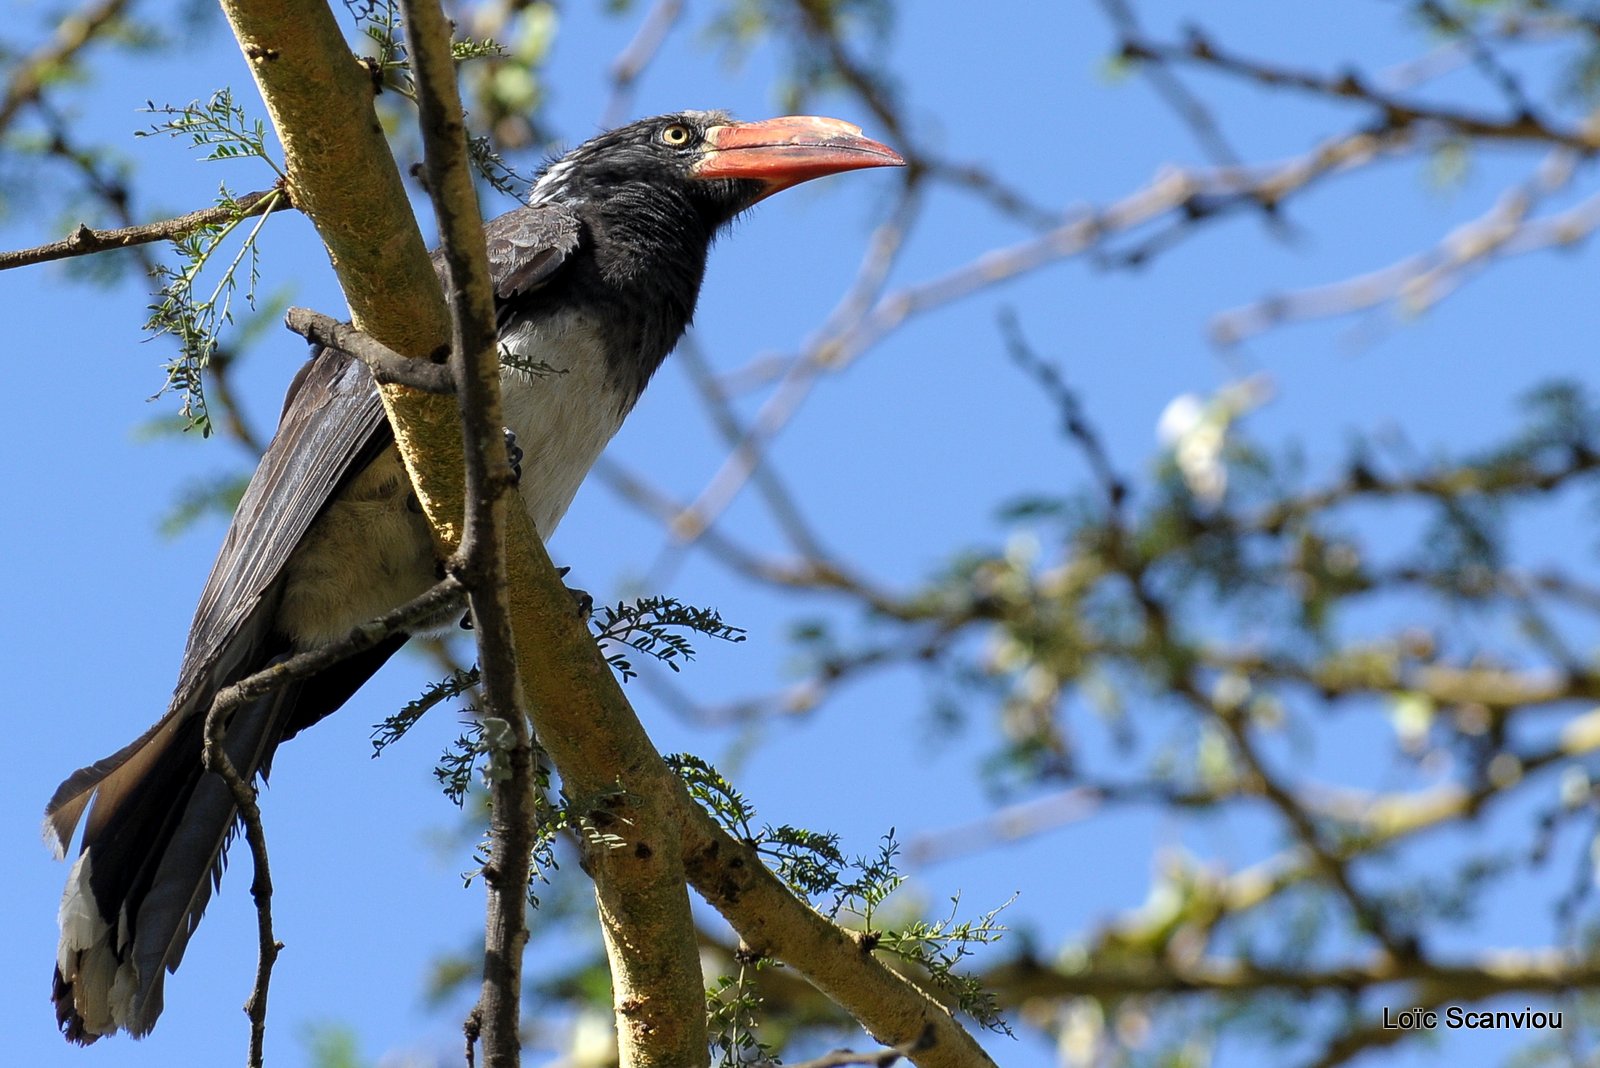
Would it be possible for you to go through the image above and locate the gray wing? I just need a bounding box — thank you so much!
[170,346,391,708]
[42,346,388,851]
[45,203,584,848]
[480,203,583,326]
[47,203,588,1044]
[178,203,581,703]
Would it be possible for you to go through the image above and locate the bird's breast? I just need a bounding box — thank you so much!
[498,311,636,537]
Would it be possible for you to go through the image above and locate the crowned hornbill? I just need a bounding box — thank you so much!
[46,110,902,1042]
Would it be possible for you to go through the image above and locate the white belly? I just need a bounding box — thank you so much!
[276,313,629,647]
[499,312,632,537]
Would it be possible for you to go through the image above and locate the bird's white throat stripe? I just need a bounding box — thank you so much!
[529,157,579,204]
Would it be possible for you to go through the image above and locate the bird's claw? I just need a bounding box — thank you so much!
[555,567,593,621]
[503,427,524,483]
[459,568,589,627]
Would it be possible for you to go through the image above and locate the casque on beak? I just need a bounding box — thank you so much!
[692,115,905,196]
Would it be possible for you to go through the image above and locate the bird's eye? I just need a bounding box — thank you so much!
[659,123,693,147]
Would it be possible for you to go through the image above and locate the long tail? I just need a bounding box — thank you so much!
[46,636,405,1042]
[47,678,291,1041]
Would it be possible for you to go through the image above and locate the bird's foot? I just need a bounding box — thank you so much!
[556,565,593,623]
[503,427,524,483]
[459,568,591,628]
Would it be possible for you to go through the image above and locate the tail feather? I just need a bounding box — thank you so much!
[122,691,288,1033]
[49,632,408,1042]
[44,712,186,860]
[51,681,291,1040]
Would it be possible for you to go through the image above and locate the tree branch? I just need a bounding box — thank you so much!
[284,307,456,394]
[601,0,684,128]
[1123,28,1600,152]
[390,0,542,1063]
[0,186,288,271]
[988,948,1600,998]
[680,808,999,1068]
[211,2,463,1063]
[199,575,465,1065]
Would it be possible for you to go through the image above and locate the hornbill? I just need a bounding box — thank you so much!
[46,110,903,1042]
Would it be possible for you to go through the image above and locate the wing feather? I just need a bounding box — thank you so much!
[46,202,584,852]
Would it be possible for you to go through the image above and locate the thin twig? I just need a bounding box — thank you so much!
[1413,0,1537,116]
[31,96,272,455]
[0,0,131,137]
[1212,162,1600,345]
[999,309,1128,515]
[1124,29,1599,152]
[1099,0,1247,170]
[209,577,466,715]
[677,335,833,560]
[601,0,684,128]
[199,716,276,1068]
[199,575,464,1065]
[398,0,536,1065]
[781,1028,933,1068]
[0,185,289,271]
[678,188,921,538]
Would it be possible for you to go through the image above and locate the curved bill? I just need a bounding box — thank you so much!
[692,115,905,196]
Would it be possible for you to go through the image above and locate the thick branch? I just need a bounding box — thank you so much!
[221,1,707,1065]
[408,1,710,1064]
[211,4,466,1065]
[219,0,466,544]
[680,809,999,1068]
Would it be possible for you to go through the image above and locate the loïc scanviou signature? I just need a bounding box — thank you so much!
[1382,1006,1563,1031]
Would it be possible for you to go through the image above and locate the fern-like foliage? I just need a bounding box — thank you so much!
[341,0,532,196]
[706,954,779,1067]
[874,892,1015,1037]
[669,754,1013,1034]
[372,666,482,758]
[140,91,280,167]
[593,596,747,682]
[344,0,409,95]
[137,92,283,435]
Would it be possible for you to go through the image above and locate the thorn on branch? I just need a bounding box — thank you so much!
[464,1006,481,1068]
[360,55,385,95]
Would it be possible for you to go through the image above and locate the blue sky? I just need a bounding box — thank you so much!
[5,2,1598,1066]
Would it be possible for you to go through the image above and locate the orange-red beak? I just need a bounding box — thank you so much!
[692,116,905,196]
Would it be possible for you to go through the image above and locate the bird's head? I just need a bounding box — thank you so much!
[529,110,904,228]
